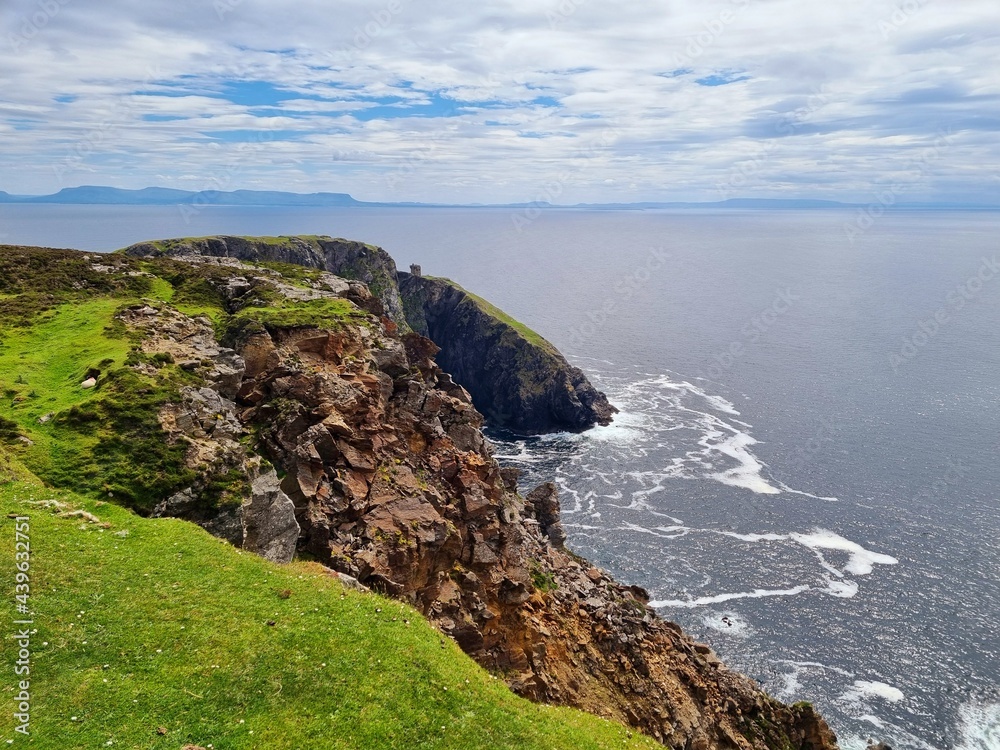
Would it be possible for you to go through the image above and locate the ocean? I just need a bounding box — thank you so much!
[2,204,998,749]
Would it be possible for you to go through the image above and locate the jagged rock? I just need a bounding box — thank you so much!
[152,489,243,546]
[242,471,300,564]
[524,482,567,548]
[335,571,369,592]
[398,273,617,434]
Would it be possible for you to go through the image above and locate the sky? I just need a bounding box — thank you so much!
[1,0,999,204]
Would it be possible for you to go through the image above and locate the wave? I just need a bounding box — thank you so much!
[955,702,1000,750]
[647,526,897,608]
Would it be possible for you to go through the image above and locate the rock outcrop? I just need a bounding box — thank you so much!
[123,235,406,326]
[221,314,834,749]
[398,272,618,434]
[123,237,617,435]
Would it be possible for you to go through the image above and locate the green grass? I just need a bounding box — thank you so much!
[430,278,558,355]
[0,298,198,512]
[0,475,661,750]
[0,250,383,515]
[0,299,135,424]
[252,260,324,287]
[222,297,373,341]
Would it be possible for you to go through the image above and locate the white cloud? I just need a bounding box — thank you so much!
[1,0,998,203]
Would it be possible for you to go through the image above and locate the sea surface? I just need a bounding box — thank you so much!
[2,204,998,750]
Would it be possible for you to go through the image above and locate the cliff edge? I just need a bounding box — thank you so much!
[123,234,407,326]
[124,236,617,435]
[398,272,617,434]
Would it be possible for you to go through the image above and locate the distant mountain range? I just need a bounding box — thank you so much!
[0,186,365,207]
[0,186,996,210]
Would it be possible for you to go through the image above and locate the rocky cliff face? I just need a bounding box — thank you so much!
[398,272,617,434]
[109,252,837,750]
[123,234,407,326]
[125,236,617,435]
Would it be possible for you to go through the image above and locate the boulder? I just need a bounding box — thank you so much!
[242,471,300,564]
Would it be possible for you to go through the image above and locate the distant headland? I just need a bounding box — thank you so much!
[1,185,997,211]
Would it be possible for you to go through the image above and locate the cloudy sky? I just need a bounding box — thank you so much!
[2,0,998,203]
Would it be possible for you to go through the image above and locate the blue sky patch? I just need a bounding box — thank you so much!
[696,72,751,87]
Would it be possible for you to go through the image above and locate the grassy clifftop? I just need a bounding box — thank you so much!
[0,245,369,513]
[0,459,659,749]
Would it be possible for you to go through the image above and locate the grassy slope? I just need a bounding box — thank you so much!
[0,297,198,512]
[0,470,660,750]
[427,277,559,356]
[0,299,134,424]
[0,251,372,510]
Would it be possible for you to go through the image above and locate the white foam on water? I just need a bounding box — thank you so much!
[490,442,548,463]
[651,585,811,609]
[840,680,906,705]
[955,702,1000,750]
[657,376,743,416]
[780,660,856,679]
[657,528,899,605]
[775,479,841,502]
[827,579,860,598]
[707,430,783,494]
[524,366,845,501]
[718,531,788,543]
[778,669,803,700]
[701,611,752,637]
[859,714,888,729]
[791,530,900,575]
[551,368,835,499]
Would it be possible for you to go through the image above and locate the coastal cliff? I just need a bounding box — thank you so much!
[124,235,617,435]
[398,272,617,434]
[0,242,839,750]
